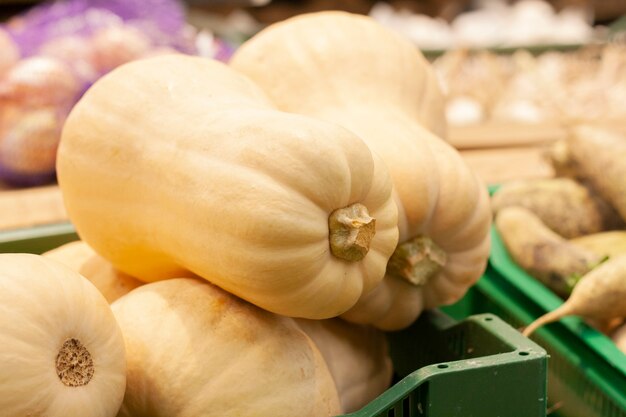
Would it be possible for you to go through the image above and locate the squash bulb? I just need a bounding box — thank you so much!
[0,253,126,417]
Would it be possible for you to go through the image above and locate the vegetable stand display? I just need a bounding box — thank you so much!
[0,223,548,417]
[445,226,626,417]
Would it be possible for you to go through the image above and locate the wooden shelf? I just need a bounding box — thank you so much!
[0,184,67,231]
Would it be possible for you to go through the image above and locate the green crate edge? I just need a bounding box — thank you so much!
[0,223,548,417]
[490,227,626,376]
[476,185,626,417]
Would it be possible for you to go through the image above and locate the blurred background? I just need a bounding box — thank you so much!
[0,0,625,229]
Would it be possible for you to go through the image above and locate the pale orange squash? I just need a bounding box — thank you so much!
[44,241,142,303]
[296,318,393,413]
[112,278,341,417]
[0,254,126,417]
[57,55,399,319]
[231,11,491,330]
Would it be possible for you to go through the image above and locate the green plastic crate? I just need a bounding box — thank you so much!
[445,226,626,417]
[0,223,547,417]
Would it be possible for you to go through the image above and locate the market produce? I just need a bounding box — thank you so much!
[0,28,19,75]
[89,25,152,75]
[570,231,626,259]
[523,255,626,336]
[491,178,624,238]
[434,44,626,126]
[370,0,595,51]
[0,253,126,417]
[0,0,207,187]
[112,278,341,417]
[57,54,399,319]
[295,318,393,413]
[0,107,64,185]
[231,13,447,140]
[546,138,578,178]
[495,206,601,298]
[0,56,80,108]
[231,11,492,330]
[44,241,143,303]
[565,126,626,222]
[613,324,626,354]
[39,35,99,83]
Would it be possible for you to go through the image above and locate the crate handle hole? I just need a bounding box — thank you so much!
[484,317,493,321]
[437,364,449,369]
[518,351,530,356]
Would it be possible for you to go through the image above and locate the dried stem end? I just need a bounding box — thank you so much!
[387,236,447,286]
[329,203,376,262]
[56,338,94,387]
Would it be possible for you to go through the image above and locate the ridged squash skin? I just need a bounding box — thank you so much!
[57,55,399,319]
[0,254,126,417]
[44,241,143,303]
[295,318,393,413]
[112,278,341,417]
[231,11,491,330]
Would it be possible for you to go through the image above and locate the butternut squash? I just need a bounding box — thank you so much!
[57,55,398,319]
[296,318,393,413]
[0,254,126,417]
[44,241,143,303]
[231,11,491,330]
[112,278,341,417]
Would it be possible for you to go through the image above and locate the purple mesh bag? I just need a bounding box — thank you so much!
[0,0,198,186]
[5,0,195,56]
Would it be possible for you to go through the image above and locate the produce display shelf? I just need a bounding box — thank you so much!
[421,42,587,59]
[0,223,548,417]
[444,226,626,417]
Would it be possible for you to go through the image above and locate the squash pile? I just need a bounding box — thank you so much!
[0,11,491,417]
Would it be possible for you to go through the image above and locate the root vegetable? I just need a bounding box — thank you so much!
[492,178,624,238]
[523,255,626,336]
[495,206,601,298]
[570,231,626,259]
[612,324,626,354]
[545,139,578,178]
[566,126,626,222]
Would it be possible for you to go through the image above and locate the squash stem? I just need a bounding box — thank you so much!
[387,236,446,286]
[56,338,94,387]
[329,203,376,262]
